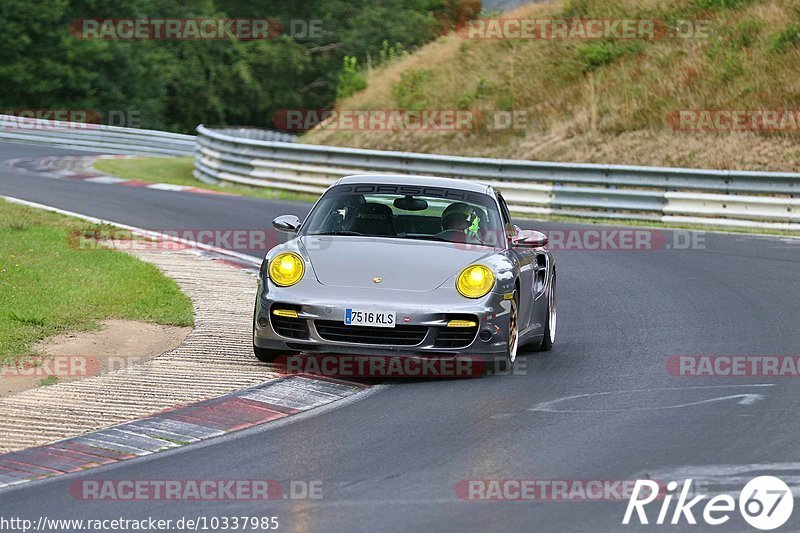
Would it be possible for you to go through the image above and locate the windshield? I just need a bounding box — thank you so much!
[302,184,504,247]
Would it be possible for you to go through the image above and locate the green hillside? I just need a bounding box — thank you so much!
[304,0,800,171]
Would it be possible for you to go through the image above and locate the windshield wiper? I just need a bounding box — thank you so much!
[398,234,452,243]
[400,234,491,246]
[309,231,365,236]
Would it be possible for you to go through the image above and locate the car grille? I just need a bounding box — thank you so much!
[314,321,427,346]
[270,306,309,340]
[433,326,478,349]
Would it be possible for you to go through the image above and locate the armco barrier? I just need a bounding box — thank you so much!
[0,115,297,156]
[0,115,196,156]
[195,125,799,231]
[0,116,296,158]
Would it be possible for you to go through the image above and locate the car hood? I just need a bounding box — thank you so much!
[301,236,496,291]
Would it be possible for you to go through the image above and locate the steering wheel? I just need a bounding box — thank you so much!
[435,229,485,245]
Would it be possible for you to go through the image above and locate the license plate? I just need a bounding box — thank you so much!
[345,309,395,328]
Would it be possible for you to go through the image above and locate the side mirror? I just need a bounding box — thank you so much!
[513,230,548,248]
[272,214,301,234]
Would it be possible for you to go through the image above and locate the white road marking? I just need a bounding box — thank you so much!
[145,183,191,191]
[528,384,774,413]
[83,176,127,184]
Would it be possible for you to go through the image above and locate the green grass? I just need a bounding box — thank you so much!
[0,200,194,362]
[93,157,318,203]
[38,376,59,387]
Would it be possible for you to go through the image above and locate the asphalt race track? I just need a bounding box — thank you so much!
[2,143,800,532]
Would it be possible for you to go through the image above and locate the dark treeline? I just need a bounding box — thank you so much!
[0,0,479,133]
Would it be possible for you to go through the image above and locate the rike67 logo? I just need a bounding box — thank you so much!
[623,476,793,530]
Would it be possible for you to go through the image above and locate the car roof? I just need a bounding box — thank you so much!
[335,174,493,196]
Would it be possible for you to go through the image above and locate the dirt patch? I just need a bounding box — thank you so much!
[1,320,191,397]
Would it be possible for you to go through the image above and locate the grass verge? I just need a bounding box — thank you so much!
[93,157,318,203]
[0,199,194,362]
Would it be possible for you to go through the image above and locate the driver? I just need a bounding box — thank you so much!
[439,202,482,243]
[441,202,473,232]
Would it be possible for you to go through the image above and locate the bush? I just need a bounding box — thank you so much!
[379,41,407,65]
[392,69,432,111]
[769,25,800,53]
[434,0,481,34]
[561,0,590,18]
[456,77,494,109]
[714,53,745,82]
[577,41,645,72]
[698,0,755,9]
[336,56,368,100]
[728,19,762,49]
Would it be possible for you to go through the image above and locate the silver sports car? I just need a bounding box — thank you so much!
[253,174,556,372]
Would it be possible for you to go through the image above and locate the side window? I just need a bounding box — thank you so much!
[497,194,515,240]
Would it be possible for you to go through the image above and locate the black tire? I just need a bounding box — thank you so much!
[536,272,556,352]
[253,345,285,363]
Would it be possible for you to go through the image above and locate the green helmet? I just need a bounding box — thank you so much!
[442,202,480,233]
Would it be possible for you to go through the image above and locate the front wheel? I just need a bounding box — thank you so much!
[491,290,519,374]
[253,345,286,363]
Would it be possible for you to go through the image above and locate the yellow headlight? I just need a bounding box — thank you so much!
[456,265,495,299]
[268,252,305,287]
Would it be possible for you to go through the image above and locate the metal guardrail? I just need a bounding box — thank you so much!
[0,112,795,231]
[195,125,800,231]
[206,127,298,144]
[0,115,196,156]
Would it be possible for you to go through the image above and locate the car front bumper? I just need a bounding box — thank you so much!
[253,277,512,360]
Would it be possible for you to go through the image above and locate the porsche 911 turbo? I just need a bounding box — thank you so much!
[253,174,556,371]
